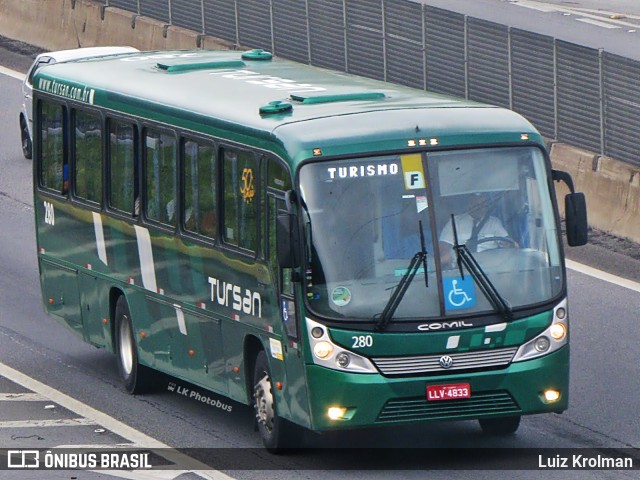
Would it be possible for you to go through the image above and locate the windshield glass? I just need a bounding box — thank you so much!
[299,147,563,322]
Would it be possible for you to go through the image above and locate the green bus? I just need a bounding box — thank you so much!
[32,48,587,450]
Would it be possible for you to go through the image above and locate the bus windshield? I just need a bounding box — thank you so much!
[299,146,563,322]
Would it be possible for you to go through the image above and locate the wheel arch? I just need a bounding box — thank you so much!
[243,334,265,404]
[109,287,126,352]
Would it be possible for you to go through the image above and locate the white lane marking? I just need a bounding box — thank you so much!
[134,225,158,293]
[93,212,109,266]
[0,361,234,480]
[56,444,136,448]
[510,1,639,27]
[508,0,557,12]
[100,470,192,480]
[0,392,47,401]
[0,418,97,428]
[59,444,196,479]
[567,260,640,294]
[0,65,25,81]
[576,18,621,29]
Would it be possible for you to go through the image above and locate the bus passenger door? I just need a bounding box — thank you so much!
[269,195,311,428]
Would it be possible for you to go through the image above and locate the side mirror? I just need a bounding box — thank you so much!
[565,192,588,247]
[552,169,588,247]
[276,211,300,268]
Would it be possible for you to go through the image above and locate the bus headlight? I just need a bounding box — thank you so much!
[313,341,333,359]
[512,299,569,363]
[306,318,378,374]
[549,323,566,341]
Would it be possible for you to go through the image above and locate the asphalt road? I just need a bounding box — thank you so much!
[422,0,640,59]
[1,38,640,480]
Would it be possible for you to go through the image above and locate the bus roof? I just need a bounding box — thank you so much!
[33,49,542,164]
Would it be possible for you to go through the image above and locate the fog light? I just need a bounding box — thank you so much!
[544,389,561,402]
[336,352,351,368]
[327,407,347,420]
[313,341,333,359]
[550,323,566,341]
[534,336,550,352]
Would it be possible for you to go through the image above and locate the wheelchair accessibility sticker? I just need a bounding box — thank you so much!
[443,276,476,310]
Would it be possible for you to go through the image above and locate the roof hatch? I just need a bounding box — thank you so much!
[157,60,246,72]
[290,91,386,104]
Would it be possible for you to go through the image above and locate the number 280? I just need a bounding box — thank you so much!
[352,335,373,348]
[44,201,55,225]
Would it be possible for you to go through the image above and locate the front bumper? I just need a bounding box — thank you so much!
[305,346,569,431]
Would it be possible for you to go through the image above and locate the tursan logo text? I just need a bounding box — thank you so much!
[37,78,95,104]
[418,320,474,331]
[208,277,262,318]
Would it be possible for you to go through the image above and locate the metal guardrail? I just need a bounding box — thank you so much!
[97,0,640,166]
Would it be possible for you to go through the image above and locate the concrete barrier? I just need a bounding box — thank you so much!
[550,143,640,242]
[0,0,231,52]
[1,0,638,243]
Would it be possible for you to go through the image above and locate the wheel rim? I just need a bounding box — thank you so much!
[119,316,134,376]
[254,373,275,434]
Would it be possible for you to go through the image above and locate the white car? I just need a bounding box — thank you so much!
[20,46,139,159]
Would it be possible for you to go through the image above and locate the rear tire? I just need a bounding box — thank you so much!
[20,115,32,160]
[479,415,521,435]
[115,296,153,394]
[253,350,297,452]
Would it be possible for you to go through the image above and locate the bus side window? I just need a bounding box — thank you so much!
[39,100,66,194]
[73,109,102,204]
[183,138,217,238]
[108,119,137,215]
[268,196,294,296]
[222,147,259,253]
[144,128,177,227]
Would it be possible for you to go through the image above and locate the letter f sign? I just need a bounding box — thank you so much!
[405,171,425,189]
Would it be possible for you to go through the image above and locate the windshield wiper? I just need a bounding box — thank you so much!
[374,221,429,332]
[450,214,513,320]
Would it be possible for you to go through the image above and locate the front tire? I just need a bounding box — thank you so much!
[253,350,297,452]
[479,415,521,435]
[20,115,32,160]
[115,296,153,394]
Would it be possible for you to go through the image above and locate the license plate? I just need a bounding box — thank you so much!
[426,383,471,401]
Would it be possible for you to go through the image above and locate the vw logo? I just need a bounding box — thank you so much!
[439,355,454,369]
